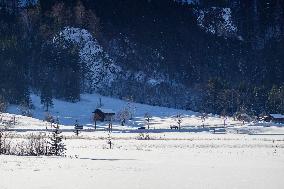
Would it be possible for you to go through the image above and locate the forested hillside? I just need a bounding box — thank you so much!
[0,0,283,115]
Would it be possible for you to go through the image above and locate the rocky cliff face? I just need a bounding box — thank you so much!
[175,0,284,48]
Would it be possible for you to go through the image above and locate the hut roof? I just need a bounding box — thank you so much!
[93,108,115,114]
[270,114,284,119]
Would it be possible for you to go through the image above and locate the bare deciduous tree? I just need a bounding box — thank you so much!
[144,113,152,129]
[117,108,131,126]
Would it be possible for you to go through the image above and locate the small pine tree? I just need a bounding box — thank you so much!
[0,129,3,155]
[48,123,66,156]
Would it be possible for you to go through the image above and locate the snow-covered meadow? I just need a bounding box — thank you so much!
[1,131,284,189]
[1,93,284,189]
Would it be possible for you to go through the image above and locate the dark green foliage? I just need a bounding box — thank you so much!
[52,43,81,102]
[48,127,66,156]
[39,0,57,12]
[40,84,54,112]
[267,85,284,114]
[0,129,4,155]
[0,4,31,105]
[0,95,8,112]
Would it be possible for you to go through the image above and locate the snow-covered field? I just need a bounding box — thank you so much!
[1,132,284,189]
[1,94,284,189]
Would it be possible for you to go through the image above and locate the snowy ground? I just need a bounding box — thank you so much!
[2,94,284,188]
[0,132,284,189]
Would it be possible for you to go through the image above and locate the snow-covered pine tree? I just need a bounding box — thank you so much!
[0,128,3,155]
[48,123,66,156]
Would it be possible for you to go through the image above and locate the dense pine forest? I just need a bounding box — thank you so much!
[0,0,283,116]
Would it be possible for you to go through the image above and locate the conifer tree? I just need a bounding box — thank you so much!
[0,128,4,155]
[40,84,53,112]
[48,121,66,156]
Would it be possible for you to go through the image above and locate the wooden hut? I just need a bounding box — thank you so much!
[92,108,115,122]
[264,114,284,124]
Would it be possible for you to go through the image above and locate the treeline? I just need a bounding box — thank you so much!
[0,0,283,116]
[201,79,284,115]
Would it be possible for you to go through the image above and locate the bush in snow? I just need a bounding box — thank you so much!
[0,131,15,155]
[26,133,48,156]
[0,129,7,155]
[0,132,49,156]
[137,133,150,140]
[10,133,48,156]
[0,131,66,157]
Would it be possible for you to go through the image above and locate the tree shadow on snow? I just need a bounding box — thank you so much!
[79,157,136,161]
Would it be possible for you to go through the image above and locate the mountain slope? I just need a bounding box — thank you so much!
[0,0,283,116]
